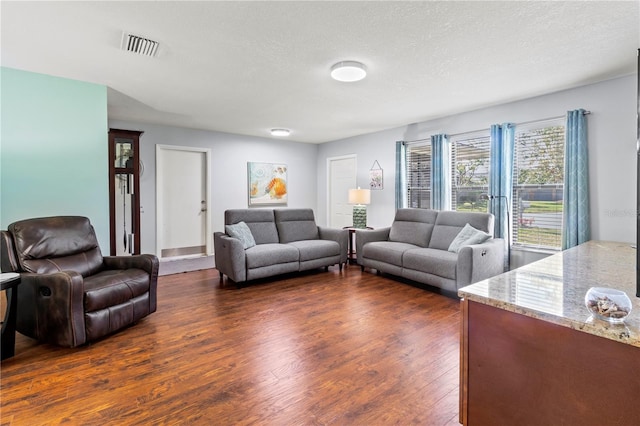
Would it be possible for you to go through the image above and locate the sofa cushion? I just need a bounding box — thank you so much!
[225,221,256,249]
[288,240,341,262]
[274,209,319,243]
[245,243,299,269]
[83,269,150,312]
[403,248,458,280]
[362,241,418,267]
[225,209,279,244]
[429,211,494,250]
[388,208,438,248]
[448,223,491,253]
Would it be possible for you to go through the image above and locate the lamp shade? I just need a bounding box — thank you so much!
[348,188,371,205]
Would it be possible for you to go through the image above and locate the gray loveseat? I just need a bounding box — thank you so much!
[214,208,348,284]
[357,208,504,293]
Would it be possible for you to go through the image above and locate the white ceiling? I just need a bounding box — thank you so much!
[2,1,638,143]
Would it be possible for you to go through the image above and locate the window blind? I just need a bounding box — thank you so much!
[451,133,491,212]
[405,142,432,209]
[512,122,565,249]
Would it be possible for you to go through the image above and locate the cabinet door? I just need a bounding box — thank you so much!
[461,299,640,425]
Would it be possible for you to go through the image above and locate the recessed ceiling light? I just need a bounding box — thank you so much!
[330,61,367,82]
[270,128,290,137]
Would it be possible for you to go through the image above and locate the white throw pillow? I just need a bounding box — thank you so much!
[448,223,491,253]
[225,221,256,249]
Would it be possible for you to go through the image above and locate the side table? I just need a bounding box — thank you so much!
[343,226,373,265]
[1,272,21,360]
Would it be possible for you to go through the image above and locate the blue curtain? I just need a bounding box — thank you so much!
[431,134,451,210]
[562,109,590,249]
[395,141,407,210]
[489,123,515,269]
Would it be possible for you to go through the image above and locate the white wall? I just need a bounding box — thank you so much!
[108,120,318,255]
[317,75,637,249]
[110,74,636,262]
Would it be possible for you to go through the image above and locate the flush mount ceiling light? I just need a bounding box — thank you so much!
[330,61,367,82]
[270,128,290,137]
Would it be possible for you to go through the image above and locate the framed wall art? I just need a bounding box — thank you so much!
[369,160,383,190]
[247,162,288,206]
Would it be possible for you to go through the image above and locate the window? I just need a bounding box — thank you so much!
[399,120,567,253]
[405,142,431,208]
[512,120,565,249]
[451,132,491,212]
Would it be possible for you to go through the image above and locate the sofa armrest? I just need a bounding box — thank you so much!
[355,227,391,264]
[17,271,86,347]
[456,238,505,289]
[214,232,247,282]
[318,226,349,264]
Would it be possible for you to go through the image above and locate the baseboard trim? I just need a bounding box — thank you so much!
[158,255,214,276]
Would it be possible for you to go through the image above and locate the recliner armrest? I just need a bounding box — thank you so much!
[103,254,159,276]
[0,230,19,272]
[17,271,86,347]
[318,227,349,264]
[456,238,505,289]
[214,232,247,282]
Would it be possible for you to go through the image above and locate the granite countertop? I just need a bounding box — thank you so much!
[458,240,640,348]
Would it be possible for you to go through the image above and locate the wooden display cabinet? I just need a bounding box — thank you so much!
[108,129,143,256]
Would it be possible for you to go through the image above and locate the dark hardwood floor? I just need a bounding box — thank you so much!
[1,265,462,425]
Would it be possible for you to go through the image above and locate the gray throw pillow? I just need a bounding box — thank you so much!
[225,221,256,249]
[448,223,491,253]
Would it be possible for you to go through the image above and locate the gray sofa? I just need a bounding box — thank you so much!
[214,208,348,284]
[357,208,504,292]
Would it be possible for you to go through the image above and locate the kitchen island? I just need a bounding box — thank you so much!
[458,241,640,425]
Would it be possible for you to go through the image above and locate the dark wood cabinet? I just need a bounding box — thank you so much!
[108,129,143,256]
[460,299,640,425]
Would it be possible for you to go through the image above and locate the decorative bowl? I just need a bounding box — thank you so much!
[585,287,632,324]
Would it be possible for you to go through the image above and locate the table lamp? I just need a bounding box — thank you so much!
[348,187,371,229]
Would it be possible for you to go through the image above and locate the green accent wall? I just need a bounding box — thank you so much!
[1,67,109,250]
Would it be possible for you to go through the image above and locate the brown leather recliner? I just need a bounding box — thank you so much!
[0,216,158,348]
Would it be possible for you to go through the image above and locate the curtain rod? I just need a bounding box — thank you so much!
[447,127,490,139]
[512,110,591,128]
[405,110,591,142]
[514,115,565,128]
[403,137,430,144]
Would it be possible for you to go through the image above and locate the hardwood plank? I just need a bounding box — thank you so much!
[1,266,461,425]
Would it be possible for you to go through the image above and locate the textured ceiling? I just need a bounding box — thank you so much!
[2,1,638,143]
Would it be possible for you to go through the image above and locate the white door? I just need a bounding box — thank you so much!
[156,145,211,258]
[328,155,357,228]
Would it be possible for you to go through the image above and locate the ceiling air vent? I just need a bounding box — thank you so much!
[121,32,159,57]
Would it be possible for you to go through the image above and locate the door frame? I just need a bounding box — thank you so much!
[156,144,212,257]
[326,154,357,228]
